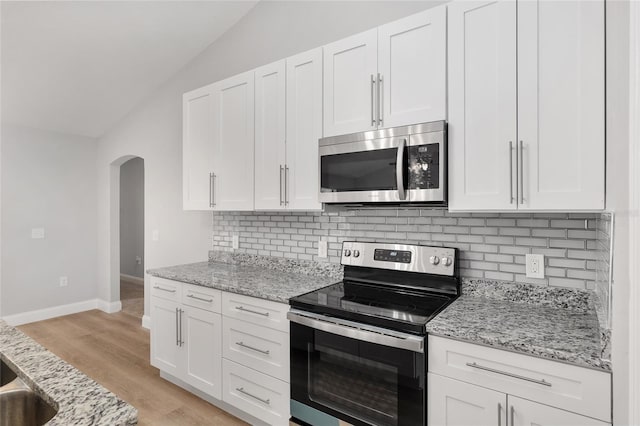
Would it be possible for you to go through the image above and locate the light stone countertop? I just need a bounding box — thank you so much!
[0,320,138,425]
[147,260,340,304]
[426,279,611,372]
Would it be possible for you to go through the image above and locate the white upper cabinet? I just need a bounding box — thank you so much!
[449,0,605,211]
[323,29,378,137]
[517,0,605,210]
[254,60,287,210]
[378,6,447,128]
[448,1,517,211]
[211,71,255,211]
[286,48,323,210]
[183,84,215,211]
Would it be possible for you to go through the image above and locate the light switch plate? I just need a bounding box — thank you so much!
[59,276,68,287]
[232,235,239,250]
[31,228,45,239]
[526,254,545,279]
[152,230,159,241]
[318,240,328,258]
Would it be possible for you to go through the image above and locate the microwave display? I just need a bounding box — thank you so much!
[408,143,439,190]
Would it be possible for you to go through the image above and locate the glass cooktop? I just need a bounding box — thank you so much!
[289,280,455,335]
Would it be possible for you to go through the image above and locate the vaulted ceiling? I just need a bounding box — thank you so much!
[1,1,258,138]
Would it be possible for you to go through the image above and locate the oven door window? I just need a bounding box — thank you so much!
[320,149,398,193]
[309,343,399,426]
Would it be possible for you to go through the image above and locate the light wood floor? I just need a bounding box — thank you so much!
[18,310,248,426]
[121,279,144,319]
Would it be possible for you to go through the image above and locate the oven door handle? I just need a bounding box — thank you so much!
[396,138,407,201]
[287,310,424,353]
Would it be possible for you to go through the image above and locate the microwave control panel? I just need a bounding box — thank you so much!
[408,143,439,190]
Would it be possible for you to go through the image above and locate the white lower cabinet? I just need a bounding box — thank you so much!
[427,336,612,426]
[151,278,290,425]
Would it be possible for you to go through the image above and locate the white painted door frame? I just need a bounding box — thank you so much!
[628,1,640,423]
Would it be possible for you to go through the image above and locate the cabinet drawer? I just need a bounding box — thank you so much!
[222,359,290,426]
[182,284,222,313]
[222,292,289,332]
[223,317,289,382]
[150,277,181,301]
[428,336,611,423]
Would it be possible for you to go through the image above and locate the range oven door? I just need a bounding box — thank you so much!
[289,311,425,426]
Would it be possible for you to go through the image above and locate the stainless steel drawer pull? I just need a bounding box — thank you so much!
[187,294,213,303]
[154,286,176,293]
[236,387,270,405]
[236,341,270,355]
[235,306,270,317]
[466,362,552,387]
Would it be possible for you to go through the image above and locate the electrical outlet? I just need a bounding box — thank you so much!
[526,254,545,279]
[135,256,142,265]
[232,235,239,250]
[59,276,68,287]
[31,228,45,239]
[318,240,328,258]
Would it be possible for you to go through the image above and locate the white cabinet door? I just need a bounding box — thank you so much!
[428,373,507,426]
[448,1,518,211]
[150,297,180,377]
[212,71,255,210]
[183,84,215,210]
[182,307,222,399]
[509,396,610,426]
[378,5,447,128]
[323,29,378,137]
[286,48,323,211]
[254,60,287,210]
[517,1,605,211]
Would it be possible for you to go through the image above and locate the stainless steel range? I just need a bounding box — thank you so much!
[288,241,460,426]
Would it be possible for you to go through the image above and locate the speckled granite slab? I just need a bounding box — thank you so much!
[0,320,137,425]
[148,261,338,304]
[208,250,344,279]
[427,279,611,371]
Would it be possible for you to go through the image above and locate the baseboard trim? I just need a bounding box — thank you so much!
[3,299,100,326]
[120,273,144,286]
[97,299,122,314]
[142,315,151,330]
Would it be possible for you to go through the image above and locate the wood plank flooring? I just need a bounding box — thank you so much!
[120,279,144,319]
[18,310,248,426]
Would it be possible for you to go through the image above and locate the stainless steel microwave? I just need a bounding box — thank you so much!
[319,121,447,205]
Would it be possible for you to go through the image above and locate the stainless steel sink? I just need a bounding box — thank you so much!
[0,361,57,425]
[0,360,17,386]
[0,388,57,426]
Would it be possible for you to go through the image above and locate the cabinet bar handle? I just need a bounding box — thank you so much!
[285,165,289,206]
[235,306,270,317]
[511,405,515,426]
[236,387,270,405]
[519,140,524,204]
[378,73,383,126]
[187,294,213,303]
[498,402,502,426]
[465,362,551,387]
[175,308,179,346]
[279,165,284,206]
[154,285,176,293]
[371,74,376,126]
[236,341,270,355]
[509,142,514,204]
[209,173,214,207]
[179,308,184,347]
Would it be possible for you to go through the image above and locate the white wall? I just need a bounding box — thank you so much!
[96,1,441,319]
[120,157,144,278]
[1,125,98,316]
[606,1,632,425]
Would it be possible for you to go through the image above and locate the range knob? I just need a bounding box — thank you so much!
[441,257,452,266]
[353,250,360,258]
[344,249,352,257]
[429,255,440,265]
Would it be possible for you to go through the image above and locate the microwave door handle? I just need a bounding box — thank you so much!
[396,138,407,201]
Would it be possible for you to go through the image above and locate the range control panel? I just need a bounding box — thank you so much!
[341,241,455,276]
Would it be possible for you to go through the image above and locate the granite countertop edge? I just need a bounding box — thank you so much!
[0,321,138,425]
